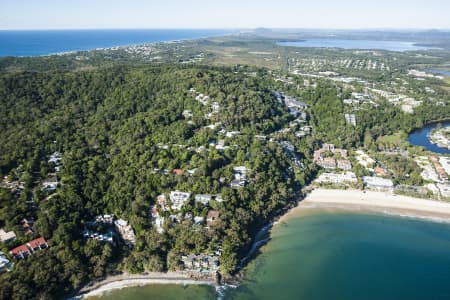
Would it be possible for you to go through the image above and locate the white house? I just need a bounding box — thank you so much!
[169,191,191,210]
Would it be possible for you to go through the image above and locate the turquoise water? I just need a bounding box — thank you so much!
[93,209,450,300]
[0,29,235,57]
[228,210,450,300]
[277,39,440,52]
[408,121,450,154]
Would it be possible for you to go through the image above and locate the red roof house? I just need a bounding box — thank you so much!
[9,244,31,259]
[172,169,184,175]
[27,237,48,251]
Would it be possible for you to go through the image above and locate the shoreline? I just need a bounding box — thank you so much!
[75,272,217,299]
[0,30,239,58]
[76,188,450,298]
[280,188,450,223]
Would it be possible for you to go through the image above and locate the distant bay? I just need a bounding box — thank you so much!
[430,69,450,77]
[277,39,440,52]
[0,29,236,57]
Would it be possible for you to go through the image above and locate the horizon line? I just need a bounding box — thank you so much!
[1,27,450,32]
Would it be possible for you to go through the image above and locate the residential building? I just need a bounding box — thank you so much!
[27,237,49,252]
[0,229,16,243]
[355,150,375,169]
[314,144,348,169]
[9,244,31,259]
[82,230,114,244]
[21,218,34,236]
[194,216,204,225]
[316,172,357,184]
[337,159,352,170]
[439,156,450,175]
[114,219,136,246]
[363,176,394,190]
[182,110,193,118]
[430,156,448,181]
[437,183,450,198]
[48,151,62,172]
[156,194,170,211]
[231,166,248,188]
[374,166,388,177]
[195,194,213,205]
[95,214,114,225]
[344,114,357,126]
[206,210,220,227]
[9,237,48,260]
[319,157,337,169]
[169,191,191,210]
[181,254,219,272]
[154,216,164,233]
[42,176,58,191]
[172,169,184,176]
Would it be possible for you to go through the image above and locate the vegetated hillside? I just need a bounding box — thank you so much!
[0,65,314,299]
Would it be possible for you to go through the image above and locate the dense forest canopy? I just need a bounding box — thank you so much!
[0,59,449,299]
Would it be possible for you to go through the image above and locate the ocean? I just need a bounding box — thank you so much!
[0,29,236,57]
[92,209,450,300]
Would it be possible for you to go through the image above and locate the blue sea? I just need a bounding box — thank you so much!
[93,209,450,300]
[0,29,236,57]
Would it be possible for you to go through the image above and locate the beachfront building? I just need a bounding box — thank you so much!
[437,183,450,198]
[314,144,349,170]
[0,229,16,243]
[316,172,357,184]
[114,219,136,247]
[415,156,440,182]
[430,156,448,181]
[439,156,450,175]
[181,254,219,272]
[363,176,394,190]
[355,150,376,170]
[169,191,191,210]
[337,159,352,170]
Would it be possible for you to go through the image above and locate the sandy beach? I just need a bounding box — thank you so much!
[285,188,450,222]
[78,188,450,299]
[77,272,216,299]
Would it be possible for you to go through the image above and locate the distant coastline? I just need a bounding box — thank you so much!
[0,29,237,57]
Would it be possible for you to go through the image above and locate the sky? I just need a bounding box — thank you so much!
[0,0,449,30]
